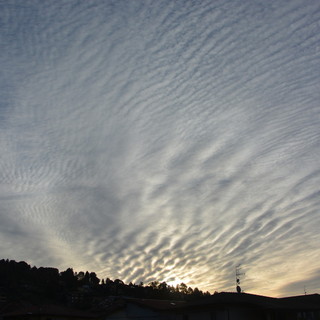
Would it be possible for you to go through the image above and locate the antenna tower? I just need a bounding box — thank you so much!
[235,264,245,293]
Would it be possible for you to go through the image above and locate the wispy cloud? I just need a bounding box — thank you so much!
[0,0,319,297]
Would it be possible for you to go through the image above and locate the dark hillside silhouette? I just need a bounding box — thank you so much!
[0,259,210,311]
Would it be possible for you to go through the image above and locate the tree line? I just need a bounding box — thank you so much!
[0,259,211,309]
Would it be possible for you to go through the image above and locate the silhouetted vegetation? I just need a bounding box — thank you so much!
[0,259,211,310]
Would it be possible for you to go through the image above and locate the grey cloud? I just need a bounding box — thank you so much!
[0,0,320,297]
[279,268,320,297]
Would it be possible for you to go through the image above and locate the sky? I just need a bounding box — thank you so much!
[1,0,320,298]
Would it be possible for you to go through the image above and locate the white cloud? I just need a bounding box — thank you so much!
[0,0,320,297]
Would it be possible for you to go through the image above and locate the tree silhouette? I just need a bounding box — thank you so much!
[0,258,211,308]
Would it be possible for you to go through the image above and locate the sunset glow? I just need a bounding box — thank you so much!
[1,0,320,297]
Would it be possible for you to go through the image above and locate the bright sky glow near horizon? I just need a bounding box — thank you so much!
[1,0,320,298]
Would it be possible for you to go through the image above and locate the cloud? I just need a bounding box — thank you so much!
[0,0,320,297]
[278,268,320,297]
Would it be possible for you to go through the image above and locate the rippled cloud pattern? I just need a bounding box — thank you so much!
[1,0,320,297]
